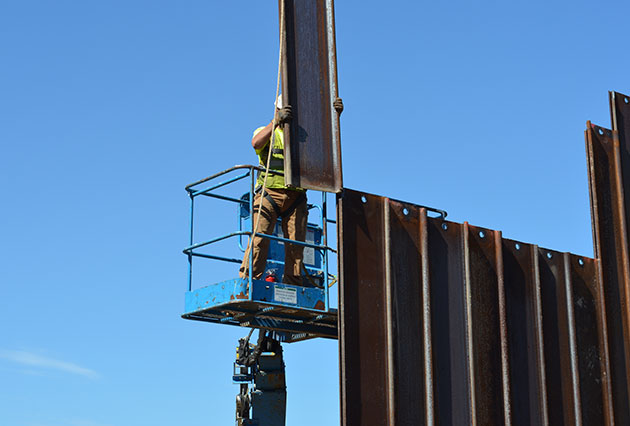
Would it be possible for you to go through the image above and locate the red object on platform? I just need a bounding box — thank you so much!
[265,275,276,282]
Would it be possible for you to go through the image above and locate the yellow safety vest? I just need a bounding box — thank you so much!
[254,126,304,191]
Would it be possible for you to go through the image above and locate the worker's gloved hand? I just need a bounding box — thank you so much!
[275,105,292,125]
[334,97,344,115]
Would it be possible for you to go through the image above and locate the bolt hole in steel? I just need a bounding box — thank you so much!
[441,223,448,231]
[578,258,585,266]
[361,196,367,204]
[515,243,521,250]
[479,231,486,238]
[547,252,553,259]
[625,97,630,104]
[598,128,604,135]
[403,207,409,216]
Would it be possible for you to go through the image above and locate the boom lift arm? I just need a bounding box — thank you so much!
[234,330,287,426]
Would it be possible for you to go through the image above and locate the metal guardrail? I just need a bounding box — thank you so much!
[184,165,335,309]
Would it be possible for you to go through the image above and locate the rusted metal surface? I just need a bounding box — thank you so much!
[536,249,611,425]
[337,190,394,426]
[501,239,547,425]
[338,188,612,426]
[538,249,576,425]
[280,0,342,193]
[426,218,470,425]
[464,224,509,425]
[586,92,630,425]
[569,253,610,425]
[610,93,630,213]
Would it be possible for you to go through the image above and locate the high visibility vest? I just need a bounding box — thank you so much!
[254,126,303,191]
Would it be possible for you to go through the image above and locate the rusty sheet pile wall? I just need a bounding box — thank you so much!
[338,190,611,426]
[337,91,630,426]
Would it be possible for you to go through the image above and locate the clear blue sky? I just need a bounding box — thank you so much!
[2,1,630,425]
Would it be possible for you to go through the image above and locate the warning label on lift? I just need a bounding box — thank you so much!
[274,286,297,305]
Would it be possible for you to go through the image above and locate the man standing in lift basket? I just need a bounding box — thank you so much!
[239,95,343,286]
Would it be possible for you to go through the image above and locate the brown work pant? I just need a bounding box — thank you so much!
[239,188,308,285]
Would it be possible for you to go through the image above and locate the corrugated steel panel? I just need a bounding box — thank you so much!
[610,92,630,184]
[280,0,342,193]
[586,90,630,424]
[538,249,578,425]
[427,218,471,425]
[337,190,397,426]
[569,253,610,424]
[337,192,441,425]
[464,224,509,425]
[338,188,612,426]
[501,239,547,425]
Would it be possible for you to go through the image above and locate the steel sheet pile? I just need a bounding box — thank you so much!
[337,91,630,426]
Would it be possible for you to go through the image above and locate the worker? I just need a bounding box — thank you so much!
[239,95,343,286]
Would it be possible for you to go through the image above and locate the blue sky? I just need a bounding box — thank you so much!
[2,1,630,425]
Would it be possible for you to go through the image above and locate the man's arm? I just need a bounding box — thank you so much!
[252,121,274,150]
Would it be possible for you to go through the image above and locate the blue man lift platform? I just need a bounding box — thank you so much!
[182,278,337,342]
[182,165,338,343]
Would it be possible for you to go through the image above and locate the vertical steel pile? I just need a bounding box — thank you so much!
[585,91,630,425]
[337,91,630,425]
[280,0,342,193]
